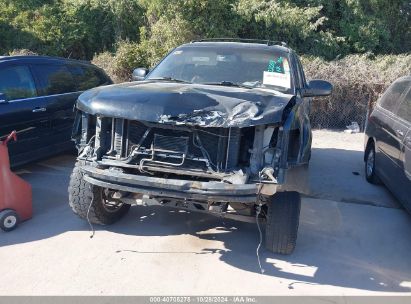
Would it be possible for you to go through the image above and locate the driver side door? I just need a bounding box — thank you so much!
[0,63,50,166]
[292,54,312,164]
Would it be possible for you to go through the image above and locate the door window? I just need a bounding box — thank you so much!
[379,78,409,112]
[397,88,411,123]
[0,65,37,101]
[68,64,110,91]
[32,64,76,95]
[96,69,111,86]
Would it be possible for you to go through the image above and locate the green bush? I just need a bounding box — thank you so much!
[92,41,149,83]
[1,0,409,60]
[0,0,144,59]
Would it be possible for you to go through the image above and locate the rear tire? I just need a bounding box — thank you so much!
[365,142,380,184]
[265,192,301,255]
[0,209,19,232]
[68,162,130,225]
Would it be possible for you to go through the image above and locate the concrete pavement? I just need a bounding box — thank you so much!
[308,130,399,209]
[0,131,410,295]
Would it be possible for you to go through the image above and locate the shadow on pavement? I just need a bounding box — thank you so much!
[1,151,411,293]
[308,147,400,209]
[109,202,411,293]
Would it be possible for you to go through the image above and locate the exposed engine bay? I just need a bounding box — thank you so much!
[74,113,298,186]
[72,108,307,221]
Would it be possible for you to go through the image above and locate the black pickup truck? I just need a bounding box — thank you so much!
[69,40,332,254]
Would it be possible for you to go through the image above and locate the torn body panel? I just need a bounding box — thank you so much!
[76,81,295,128]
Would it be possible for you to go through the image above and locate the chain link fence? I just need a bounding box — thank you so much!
[301,54,406,131]
[310,99,367,131]
[309,82,387,131]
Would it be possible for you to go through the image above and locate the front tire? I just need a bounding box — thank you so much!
[68,162,130,225]
[265,192,301,254]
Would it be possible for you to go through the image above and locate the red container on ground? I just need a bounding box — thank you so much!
[0,131,32,231]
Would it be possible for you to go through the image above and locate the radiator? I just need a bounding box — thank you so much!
[108,119,241,172]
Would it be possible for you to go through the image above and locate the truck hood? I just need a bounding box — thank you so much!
[77,81,295,128]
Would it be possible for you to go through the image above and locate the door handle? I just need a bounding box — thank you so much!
[396,129,405,137]
[32,107,47,113]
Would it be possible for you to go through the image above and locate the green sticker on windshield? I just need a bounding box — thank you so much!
[267,57,284,73]
[263,56,291,88]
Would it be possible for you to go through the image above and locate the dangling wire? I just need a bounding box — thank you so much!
[87,184,95,239]
[255,180,265,274]
[256,199,265,274]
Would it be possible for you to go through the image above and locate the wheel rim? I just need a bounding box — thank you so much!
[3,215,17,229]
[102,189,124,213]
[366,148,375,177]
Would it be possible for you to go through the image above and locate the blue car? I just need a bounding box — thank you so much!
[0,55,112,166]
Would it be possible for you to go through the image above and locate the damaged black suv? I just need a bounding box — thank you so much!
[69,39,332,254]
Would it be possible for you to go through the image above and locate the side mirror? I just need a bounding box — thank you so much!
[0,93,7,104]
[303,80,333,97]
[132,68,149,81]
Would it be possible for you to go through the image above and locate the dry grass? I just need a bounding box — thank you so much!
[302,54,411,129]
[91,51,125,84]
[8,49,38,56]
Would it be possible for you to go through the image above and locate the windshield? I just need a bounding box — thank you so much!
[147,44,294,93]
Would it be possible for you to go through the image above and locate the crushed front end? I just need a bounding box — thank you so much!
[72,110,295,220]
